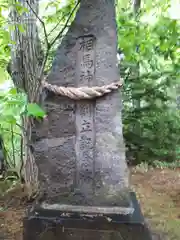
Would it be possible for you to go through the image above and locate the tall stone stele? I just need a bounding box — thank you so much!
[32,0,131,210]
[24,0,153,239]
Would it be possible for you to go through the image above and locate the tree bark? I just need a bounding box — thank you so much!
[9,0,43,196]
[133,0,141,13]
[9,0,43,98]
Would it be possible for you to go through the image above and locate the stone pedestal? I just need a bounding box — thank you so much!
[23,192,152,240]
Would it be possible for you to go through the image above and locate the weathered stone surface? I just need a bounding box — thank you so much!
[32,0,130,207]
[24,222,151,240]
[23,192,152,240]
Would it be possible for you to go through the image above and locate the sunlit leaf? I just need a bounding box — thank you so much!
[27,103,46,118]
[8,88,17,95]
[17,24,25,33]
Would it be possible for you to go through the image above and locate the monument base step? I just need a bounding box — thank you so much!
[23,192,152,240]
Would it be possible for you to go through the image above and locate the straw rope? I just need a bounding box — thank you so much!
[42,80,123,100]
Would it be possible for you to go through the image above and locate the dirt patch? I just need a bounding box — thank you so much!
[131,168,180,240]
[0,183,28,240]
[0,168,180,239]
[0,207,24,240]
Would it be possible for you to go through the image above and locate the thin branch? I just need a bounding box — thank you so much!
[22,0,80,102]
[0,127,22,137]
[10,124,16,168]
[50,0,80,47]
[2,143,12,169]
[19,136,24,182]
[26,0,80,70]
[47,11,71,38]
[16,123,27,134]
[26,0,50,50]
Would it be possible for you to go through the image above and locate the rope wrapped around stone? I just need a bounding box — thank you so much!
[42,80,123,100]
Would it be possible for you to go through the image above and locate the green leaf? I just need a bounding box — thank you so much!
[0,67,7,83]
[8,87,17,95]
[17,24,25,33]
[27,103,46,118]
[4,115,17,124]
[14,3,28,15]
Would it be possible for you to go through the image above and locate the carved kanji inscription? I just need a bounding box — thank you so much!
[75,36,96,200]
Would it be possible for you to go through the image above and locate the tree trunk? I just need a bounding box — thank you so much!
[133,0,141,13]
[9,0,43,196]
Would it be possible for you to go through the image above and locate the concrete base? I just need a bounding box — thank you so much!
[23,192,152,240]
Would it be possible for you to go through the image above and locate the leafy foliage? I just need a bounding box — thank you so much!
[0,85,46,178]
[0,0,11,83]
[116,1,180,164]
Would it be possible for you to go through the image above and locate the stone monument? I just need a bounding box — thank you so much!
[24,0,152,239]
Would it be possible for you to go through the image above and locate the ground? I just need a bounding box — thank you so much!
[131,167,180,240]
[0,167,180,240]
